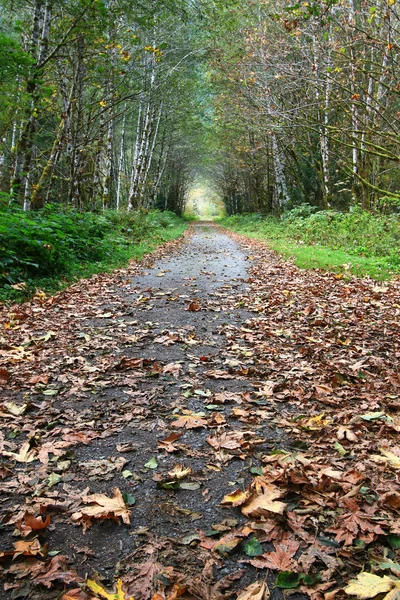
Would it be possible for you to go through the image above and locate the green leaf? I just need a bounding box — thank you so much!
[360,411,387,422]
[243,536,263,557]
[122,492,136,506]
[250,466,263,476]
[386,534,400,550]
[144,457,158,469]
[302,573,322,586]
[276,572,301,589]
[334,441,347,456]
[47,473,62,488]
[158,481,180,490]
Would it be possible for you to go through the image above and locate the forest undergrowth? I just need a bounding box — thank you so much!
[219,207,400,281]
[0,202,187,304]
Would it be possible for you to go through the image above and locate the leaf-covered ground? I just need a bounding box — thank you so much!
[1,223,400,600]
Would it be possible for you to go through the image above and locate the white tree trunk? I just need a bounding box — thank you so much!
[116,103,127,210]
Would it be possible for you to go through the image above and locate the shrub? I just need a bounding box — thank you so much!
[0,204,186,302]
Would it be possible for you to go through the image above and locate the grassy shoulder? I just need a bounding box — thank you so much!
[0,204,187,304]
[218,206,400,280]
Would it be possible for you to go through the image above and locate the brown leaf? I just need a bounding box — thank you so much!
[241,480,286,517]
[186,300,201,311]
[163,362,183,378]
[0,368,11,382]
[71,487,131,527]
[245,537,299,570]
[237,581,270,600]
[33,555,83,588]
[2,441,37,463]
[171,410,207,429]
[158,432,184,452]
[207,431,243,451]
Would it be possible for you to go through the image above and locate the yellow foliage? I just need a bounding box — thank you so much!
[344,572,400,599]
[87,578,134,600]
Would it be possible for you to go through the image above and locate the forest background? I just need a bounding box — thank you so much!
[0,0,399,301]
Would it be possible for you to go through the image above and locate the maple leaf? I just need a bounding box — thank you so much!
[71,488,131,527]
[207,431,244,451]
[344,572,400,599]
[328,499,386,546]
[200,530,244,555]
[171,410,207,429]
[17,512,51,537]
[244,537,299,570]
[33,555,84,588]
[87,578,134,600]
[121,559,173,600]
[167,464,192,480]
[0,537,46,559]
[241,479,286,517]
[301,413,332,430]
[221,489,249,507]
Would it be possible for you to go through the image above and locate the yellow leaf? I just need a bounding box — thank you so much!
[344,572,396,599]
[87,578,134,600]
[379,449,400,469]
[221,489,248,507]
[239,479,286,518]
[302,413,332,430]
[167,465,192,480]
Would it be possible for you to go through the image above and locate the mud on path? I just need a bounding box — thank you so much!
[1,223,400,600]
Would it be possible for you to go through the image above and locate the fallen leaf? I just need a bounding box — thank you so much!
[186,300,201,311]
[171,410,207,429]
[158,432,183,452]
[221,489,249,507]
[237,581,270,600]
[3,441,37,463]
[87,578,134,600]
[241,480,286,517]
[0,368,11,382]
[344,572,398,599]
[167,465,192,480]
[3,401,27,416]
[144,457,158,469]
[72,488,131,527]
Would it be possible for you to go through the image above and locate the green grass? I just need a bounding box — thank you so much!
[218,207,400,280]
[0,203,187,304]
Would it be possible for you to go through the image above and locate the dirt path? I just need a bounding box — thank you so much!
[1,223,400,600]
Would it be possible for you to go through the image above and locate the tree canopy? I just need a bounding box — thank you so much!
[0,0,399,214]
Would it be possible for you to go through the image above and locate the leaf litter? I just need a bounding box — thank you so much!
[0,223,400,599]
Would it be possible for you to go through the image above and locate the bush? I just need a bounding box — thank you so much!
[0,203,187,302]
[283,206,400,264]
[0,203,114,285]
[219,206,400,276]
